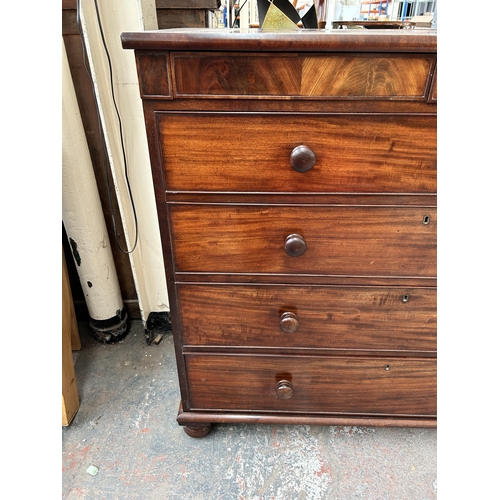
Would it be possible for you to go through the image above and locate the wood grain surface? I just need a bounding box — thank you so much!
[172,53,433,99]
[169,205,437,276]
[159,113,436,193]
[124,29,437,432]
[185,354,437,416]
[178,284,436,352]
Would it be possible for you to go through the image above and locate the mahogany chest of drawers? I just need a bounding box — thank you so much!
[121,28,437,437]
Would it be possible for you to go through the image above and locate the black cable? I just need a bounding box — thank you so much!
[75,0,119,254]
[231,0,249,28]
[75,0,138,254]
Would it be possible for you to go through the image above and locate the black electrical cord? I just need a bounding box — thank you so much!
[75,0,138,254]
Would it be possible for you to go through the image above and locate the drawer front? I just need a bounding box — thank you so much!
[172,52,434,99]
[185,354,437,416]
[179,284,436,352]
[136,52,172,98]
[170,205,436,277]
[158,113,436,194]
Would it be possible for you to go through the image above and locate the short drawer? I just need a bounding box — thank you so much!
[178,284,436,353]
[170,205,436,277]
[158,113,436,194]
[185,354,437,417]
[136,52,172,98]
[171,52,434,100]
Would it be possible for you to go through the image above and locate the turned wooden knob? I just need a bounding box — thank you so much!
[284,234,306,257]
[276,380,294,399]
[290,145,316,173]
[280,312,299,333]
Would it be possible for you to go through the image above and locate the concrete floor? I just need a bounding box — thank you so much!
[62,319,437,500]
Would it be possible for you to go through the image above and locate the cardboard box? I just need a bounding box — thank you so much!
[410,14,434,28]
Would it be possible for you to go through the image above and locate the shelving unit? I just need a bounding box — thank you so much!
[393,1,437,21]
[359,1,389,19]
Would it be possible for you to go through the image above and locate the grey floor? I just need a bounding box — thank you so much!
[62,319,437,500]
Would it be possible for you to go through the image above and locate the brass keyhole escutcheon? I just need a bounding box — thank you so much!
[422,215,431,225]
[402,294,410,303]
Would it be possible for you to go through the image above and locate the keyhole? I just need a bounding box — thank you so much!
[422,215,431,225]
[385,364,391,371]
[402,294,410,303]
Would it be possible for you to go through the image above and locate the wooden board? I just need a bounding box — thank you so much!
[62,247,80,426]
[157,9,207,29]
[156,0,219,8]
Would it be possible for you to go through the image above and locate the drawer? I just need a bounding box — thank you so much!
[171,52,434,100]
[136,52,172,98]
[158,113,436,194]
[185,354,437,417]
[178,284,436,353]
[170,205,436,277]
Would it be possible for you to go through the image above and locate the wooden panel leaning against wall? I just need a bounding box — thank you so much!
[62,0,139,319]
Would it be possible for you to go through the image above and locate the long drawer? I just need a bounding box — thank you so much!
[178,284,436,353]
[158,113,436,193]
[185,354,437,416]
[170,52,434,99]
[169,205,436,277]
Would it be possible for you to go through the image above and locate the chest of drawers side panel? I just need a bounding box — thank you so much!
[139,100,193,410]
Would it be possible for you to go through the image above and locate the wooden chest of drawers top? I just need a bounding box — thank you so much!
[122,28,437,104]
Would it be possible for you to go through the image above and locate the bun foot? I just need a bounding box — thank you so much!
[183,423,212,438]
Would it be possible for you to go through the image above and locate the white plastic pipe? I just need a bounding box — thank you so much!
[62,39,127,341]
